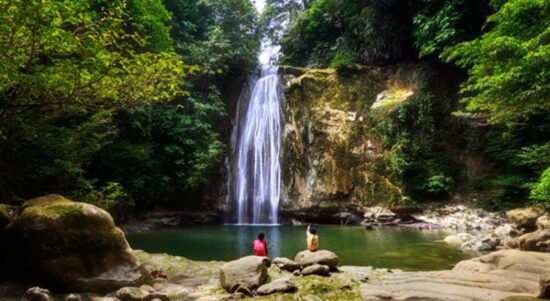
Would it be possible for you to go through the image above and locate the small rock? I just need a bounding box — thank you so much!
[494,224,516,237]
[65,294,82,301]
[539,273,550,299]
[256,277,297,295]
[461,235,500,252]
[273,257,300,272]
[21,287,53,301]
[444,233,473,245]
[292,269,301,276]
[116,287,148,301]
[301,264,330,276]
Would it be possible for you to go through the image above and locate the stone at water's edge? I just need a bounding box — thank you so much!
[508,215,550,252]
[219,256,270,293]
[507,206,546,232]
[361,250,550,301]
[0,194,150,293]
[294,250,339,270]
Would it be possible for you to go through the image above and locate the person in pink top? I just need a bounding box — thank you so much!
[253,232,268,256]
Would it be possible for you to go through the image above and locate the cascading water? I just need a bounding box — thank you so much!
[233,66,282,224]
[227,0,302,224]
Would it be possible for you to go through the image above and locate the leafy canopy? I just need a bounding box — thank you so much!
[0,0,186,122]
[444,0,550,123]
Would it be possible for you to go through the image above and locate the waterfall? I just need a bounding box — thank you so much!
[232,66,282,224]
[226,0,303,224]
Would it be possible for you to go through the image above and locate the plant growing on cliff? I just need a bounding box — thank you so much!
[530,167,550,206]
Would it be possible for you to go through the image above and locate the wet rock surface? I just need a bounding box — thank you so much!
[361,250,550,301]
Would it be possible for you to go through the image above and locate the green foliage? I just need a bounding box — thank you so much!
[413,0,490,57]
[516,143,550,170]
[0,0,259,211]
[424,175,454,194]
[127,0,174,52]
[165,0,259,74]
[368,67,457,201]
[76,181,134,219]
[0,0,185,120]
[280,0,415,67]
[444,0,550,123]
[330,50,356,69]
[530,167,550,205]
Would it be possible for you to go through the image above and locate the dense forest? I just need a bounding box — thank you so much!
[0,0,548,216]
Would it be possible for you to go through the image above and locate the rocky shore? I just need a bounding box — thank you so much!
[1,195,549,301]
[3,248,548,301]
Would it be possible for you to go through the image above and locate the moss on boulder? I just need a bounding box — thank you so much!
[0,194,150,292]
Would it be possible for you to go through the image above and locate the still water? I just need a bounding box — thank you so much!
[127,225,473,271]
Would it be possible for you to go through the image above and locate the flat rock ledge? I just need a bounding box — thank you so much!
[360,249,550,301]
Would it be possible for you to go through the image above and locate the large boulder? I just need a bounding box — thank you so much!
[507,215,550,252]
[219,256,270,293]
[294,250,338,270]
[506,207,545,232]
[0,194,150,292]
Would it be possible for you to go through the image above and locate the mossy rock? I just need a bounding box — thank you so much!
[0,194,149,292]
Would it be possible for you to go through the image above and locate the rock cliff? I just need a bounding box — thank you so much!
[279,66,416,222]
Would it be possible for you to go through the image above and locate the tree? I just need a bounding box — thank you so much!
[444,0,550,123]
[0,0,185,123]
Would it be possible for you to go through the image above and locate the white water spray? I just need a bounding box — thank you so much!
[234,66,282,224]
[227,0,303,224]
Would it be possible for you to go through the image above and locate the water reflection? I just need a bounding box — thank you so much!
[127,225,472,271]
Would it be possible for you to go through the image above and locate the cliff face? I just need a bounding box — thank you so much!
[279,66,411,222]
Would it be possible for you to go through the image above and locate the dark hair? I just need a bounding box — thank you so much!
[309,227,317,235]
[258,232,265,240]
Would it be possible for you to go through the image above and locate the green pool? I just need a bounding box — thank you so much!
[127,225,474,271]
